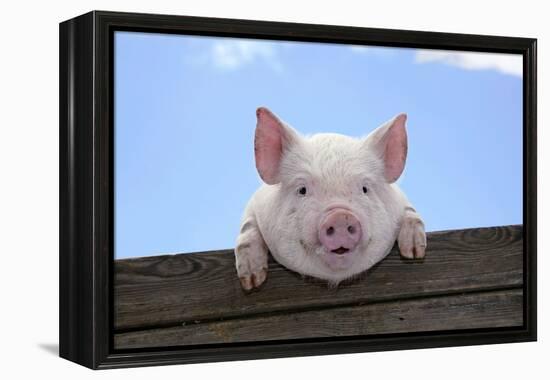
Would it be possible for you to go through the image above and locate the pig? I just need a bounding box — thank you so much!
[235,107,426,290]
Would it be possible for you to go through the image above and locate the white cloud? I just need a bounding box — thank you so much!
[349,45,396,56]
[349,45,370,54]
[210,39,282,72]
[415,49,522,77]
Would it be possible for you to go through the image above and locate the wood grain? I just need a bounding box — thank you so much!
[115,225,523,331]
[115,288,523,348]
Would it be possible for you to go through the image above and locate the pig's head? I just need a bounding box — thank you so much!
[254,107,408,283]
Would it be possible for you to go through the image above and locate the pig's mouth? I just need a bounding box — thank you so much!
[331,247,350,255]
[319,245,356,271]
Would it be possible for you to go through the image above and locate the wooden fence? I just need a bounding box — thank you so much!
[114,225,523,349]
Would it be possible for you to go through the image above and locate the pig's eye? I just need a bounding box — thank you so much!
[362,186,368,194]
[298,186,307,196]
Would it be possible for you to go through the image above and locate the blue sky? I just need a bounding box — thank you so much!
[114,31,523,259]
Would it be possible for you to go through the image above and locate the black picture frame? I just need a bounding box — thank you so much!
[59,10,537,369]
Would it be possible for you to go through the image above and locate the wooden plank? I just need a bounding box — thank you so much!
[115,288,523,349]
[115,225,523,331]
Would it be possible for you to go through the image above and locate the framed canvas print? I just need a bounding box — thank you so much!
[59,11,537,369]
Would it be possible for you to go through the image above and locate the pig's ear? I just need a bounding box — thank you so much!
[365,113,408,183]
[254,107,298,185]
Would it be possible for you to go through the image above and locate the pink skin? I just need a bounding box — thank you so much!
[382,113,407,183]
[255,107,285,185]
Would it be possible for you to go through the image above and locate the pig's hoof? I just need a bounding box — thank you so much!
[239,268,268,291]
[398,215,427,259]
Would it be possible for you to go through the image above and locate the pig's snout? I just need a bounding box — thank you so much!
[318,209,362,254]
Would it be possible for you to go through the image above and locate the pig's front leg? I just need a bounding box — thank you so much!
[397,206,427,259]
[235,215,269,291]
